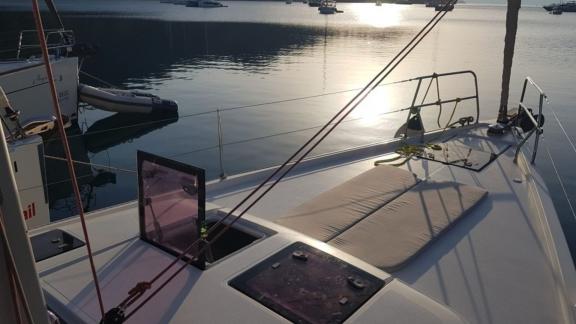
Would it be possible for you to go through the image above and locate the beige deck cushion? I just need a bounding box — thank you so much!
[275,165,419,242]
[328,180,487,272]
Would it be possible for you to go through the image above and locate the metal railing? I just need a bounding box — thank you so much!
[514,77,547,164]
[16,29,75,59]
[401,70,480,139]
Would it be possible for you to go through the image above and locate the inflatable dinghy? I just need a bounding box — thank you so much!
[78,84,178,114]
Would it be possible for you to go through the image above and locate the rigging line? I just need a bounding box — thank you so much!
[20,88,361,149]
[122,4,454,320]
[18,173,95,192]
[548,105,576,155]
[80,70,121,89]
[13,75,427,151]
[30,0,105,317]
[15,104,413,191]
[216,79,411,113]
[542,137,576,221]
[30,103,407,189]
[40,105,413,177]
[179,105,413,155]
[44,155,136,173]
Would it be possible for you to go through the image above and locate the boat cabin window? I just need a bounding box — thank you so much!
[137,151,206,269]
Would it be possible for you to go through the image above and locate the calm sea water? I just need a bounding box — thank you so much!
[2,0,576,257]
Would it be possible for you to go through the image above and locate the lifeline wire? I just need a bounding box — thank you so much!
[13,104,416,194]
[11,74,436,151]
[543,104,576,221]
[542,138,576,221]
[117,1,456,320]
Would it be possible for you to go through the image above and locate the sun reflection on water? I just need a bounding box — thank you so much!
[349,3,406,28]
[349,86,395,127]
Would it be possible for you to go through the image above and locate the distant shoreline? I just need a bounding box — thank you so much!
[223,0,431,3]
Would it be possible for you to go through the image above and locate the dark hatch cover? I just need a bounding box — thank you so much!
[229,242,384,324]
[30,229,85,262]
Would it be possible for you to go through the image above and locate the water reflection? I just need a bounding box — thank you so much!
[43,112,179,219]
[84,112,179,154]
[349,3,406,28]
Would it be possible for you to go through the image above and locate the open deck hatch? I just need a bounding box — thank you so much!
[138,150,206,269]
[30,229,85,262]
[230,242,385,324]
[138,151,262,269]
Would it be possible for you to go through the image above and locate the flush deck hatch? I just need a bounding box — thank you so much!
[230,242,384,324]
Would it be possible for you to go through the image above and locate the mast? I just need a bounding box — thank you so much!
[0,124,48,324]
[497,0,522,123]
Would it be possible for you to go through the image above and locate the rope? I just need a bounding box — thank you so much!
[30,0,105,317]
[374,99,461,166]
[117,3,456,321]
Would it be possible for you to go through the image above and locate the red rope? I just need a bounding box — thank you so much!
[30,0,105,317]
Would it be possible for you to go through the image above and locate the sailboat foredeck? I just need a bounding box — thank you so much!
[31,122,576,323]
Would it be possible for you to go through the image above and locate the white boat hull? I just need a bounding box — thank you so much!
[0,57,79,129]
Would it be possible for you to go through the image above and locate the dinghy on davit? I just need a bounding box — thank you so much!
[78,84,178,114]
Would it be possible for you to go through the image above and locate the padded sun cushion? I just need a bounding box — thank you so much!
[275,165,419,242]
[328,180,487,272]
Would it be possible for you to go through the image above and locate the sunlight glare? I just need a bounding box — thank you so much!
[350,3,406,29]
[350,86,394,127]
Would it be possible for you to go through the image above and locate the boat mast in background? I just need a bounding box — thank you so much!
[498,0,521,123]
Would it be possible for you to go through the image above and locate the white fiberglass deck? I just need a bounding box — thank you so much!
[32,123,576,324]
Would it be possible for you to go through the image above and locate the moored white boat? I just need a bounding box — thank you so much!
[78,84,178,114]
[0,29,79,134]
